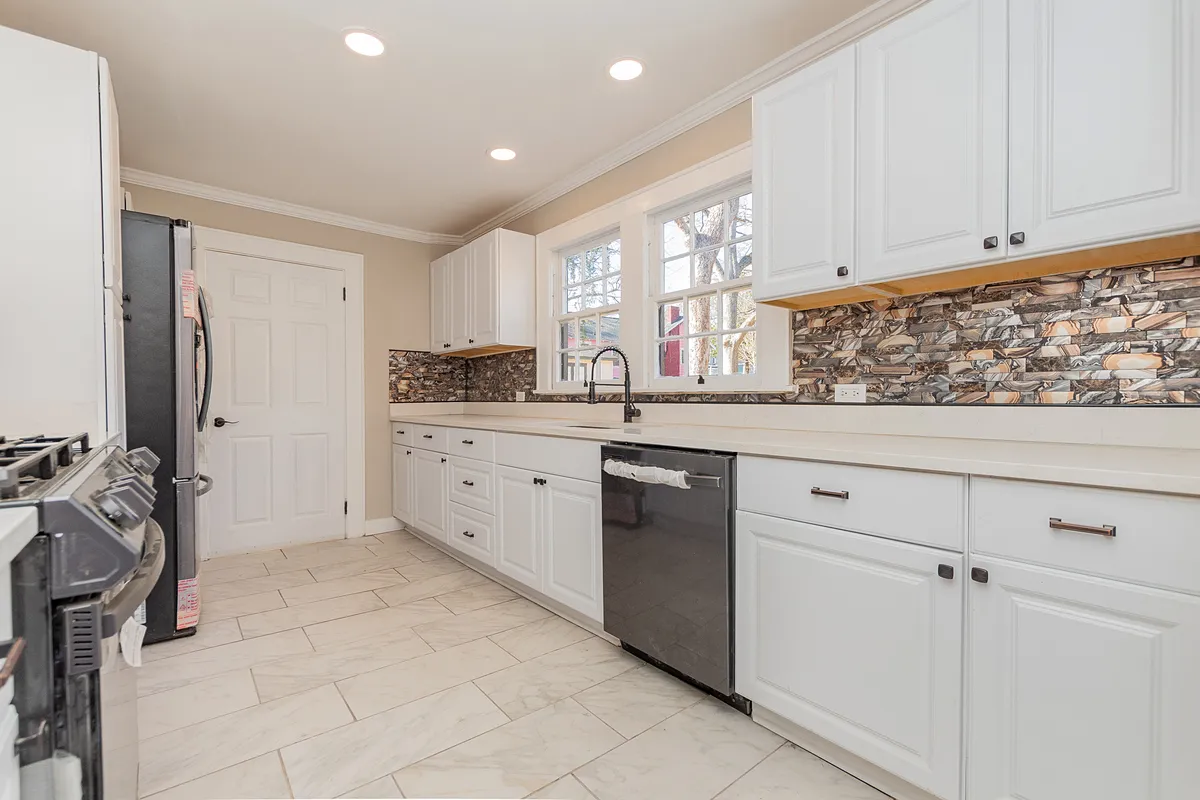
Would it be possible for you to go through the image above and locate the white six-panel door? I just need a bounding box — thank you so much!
[857,0,1009,281]
[969,556,1200,800]
[541,474,602,621]
[1008,0,1200,256]
[206,251,346,555]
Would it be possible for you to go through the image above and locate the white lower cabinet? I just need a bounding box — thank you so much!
[736,511,963,800]
[447,502,494,561]
[968,556,1200,800]
[495,465,542,587]
[391,444,412,524]
[541,474,602,621]
[412,448,447,542]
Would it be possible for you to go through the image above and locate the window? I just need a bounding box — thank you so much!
[653,185,755,385]
[555,233,623,387]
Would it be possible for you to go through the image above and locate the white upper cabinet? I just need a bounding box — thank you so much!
[969,556,1200,800]
[1008,0,1200,256]
[469,233,498,346]
[857,0,1009,282]
[449,247,471,350]
[753,46,856,300]
[429,254,451,352]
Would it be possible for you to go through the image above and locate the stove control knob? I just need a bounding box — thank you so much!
[95,483,154,529]
[127,447,160,477]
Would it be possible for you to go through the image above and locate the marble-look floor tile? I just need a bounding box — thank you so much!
[141,619,242,663]
[338,775,404,799]
[393,698,623,799]
[303,598,454,650]
[141,752,291,800]
[367,538,445,561]
[280,683,508,798]
[280,537,376,559]
[374,568,491,607]
[488,616,593,662]
[714,743,889,799]
[203,562,269,587]
[573,664,703,739]
[203,571,316,603]
[203,548,286,572]
[529,774,598,799]
[137,669,259,740]
[435,581,518,614]
[139,684,351,796]
[281,571,409,606]
[137,628,312,696]
[337,637,517,719]
[396,557,469,582]
[238,591,385,638]
[266,547,378,575]
[309,552,421,582]
[371,530,419,547]
[413,598,551,650]
[574,699,782,800]
[253,627,432,702]
[475,638,638,720]
[201,590,285,624]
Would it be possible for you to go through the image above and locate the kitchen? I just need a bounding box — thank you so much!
[1,1,1198,799]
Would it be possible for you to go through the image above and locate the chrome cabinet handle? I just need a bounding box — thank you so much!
[462,480,474,486]
[811,487,850,500]
[1049,518,1116,538]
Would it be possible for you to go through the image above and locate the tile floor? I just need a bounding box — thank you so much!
[137,531,890,799]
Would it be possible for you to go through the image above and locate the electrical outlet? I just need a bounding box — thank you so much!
[834,384,867,403]
[515,391,526,402]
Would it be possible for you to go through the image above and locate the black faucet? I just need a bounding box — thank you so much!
[587,346,640,424]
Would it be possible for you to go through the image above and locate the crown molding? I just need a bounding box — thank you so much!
[120,168,464,246]
[462,0,926,242]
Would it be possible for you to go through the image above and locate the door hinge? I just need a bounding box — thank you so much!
[344,500,348,515]
[342,287,346,301]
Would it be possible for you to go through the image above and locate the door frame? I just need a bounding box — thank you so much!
[192,226,366,558]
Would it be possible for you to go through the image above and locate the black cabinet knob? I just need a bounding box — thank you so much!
[462,480,474,486]
[836,266,849,277]
[469,339,475,344]
[440,457,447,463]
[462,531,475,539]
[1009,232,1026,246]
[983,236,998,250]
[938,564,955,580]
[971,567,990,584]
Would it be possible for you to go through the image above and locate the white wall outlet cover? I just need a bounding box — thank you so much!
[515,391,526,402]
[834,384,868,403]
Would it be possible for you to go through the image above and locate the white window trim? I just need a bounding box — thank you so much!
[534,143,790,395]
[551,229,623,393]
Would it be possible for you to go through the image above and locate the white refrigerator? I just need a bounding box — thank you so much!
[0,24,124,443]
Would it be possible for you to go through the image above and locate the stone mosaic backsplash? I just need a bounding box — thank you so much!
[390,253,1200,406]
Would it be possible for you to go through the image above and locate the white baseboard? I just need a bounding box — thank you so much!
[364,516,404,535]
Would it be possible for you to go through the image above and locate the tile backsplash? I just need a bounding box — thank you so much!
[390,253,1200,406]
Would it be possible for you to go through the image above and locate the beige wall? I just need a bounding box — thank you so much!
[506,101,752,236]
[127,186,451,522]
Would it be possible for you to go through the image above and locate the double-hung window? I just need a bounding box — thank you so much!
[652,183,756,388]
[554,232,623,389]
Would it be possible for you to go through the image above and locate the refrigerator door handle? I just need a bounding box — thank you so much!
[196,473,213,497]
[196,287,213,432]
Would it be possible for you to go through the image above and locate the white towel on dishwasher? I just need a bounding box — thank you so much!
[603,458,690,489]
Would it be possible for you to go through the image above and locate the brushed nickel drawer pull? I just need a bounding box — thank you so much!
[811,487,850,500]
[1050,518,1116,538]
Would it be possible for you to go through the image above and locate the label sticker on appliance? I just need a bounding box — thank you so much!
[181,270,199,321]
[177,577,200,629]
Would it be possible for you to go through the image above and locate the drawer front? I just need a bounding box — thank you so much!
[494,433,601,484]
[447,502,494,561]
[448,429,496,462]
[391,422,414,447]
[971,478,1200,594]
[738,456,965,551]
[412,424,448,453]
[448,456,495,514]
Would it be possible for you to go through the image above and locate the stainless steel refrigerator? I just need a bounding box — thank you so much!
[121,211,213,644]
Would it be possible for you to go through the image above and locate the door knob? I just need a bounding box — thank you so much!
[213,417,239,428]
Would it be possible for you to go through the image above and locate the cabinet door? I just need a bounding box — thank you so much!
[412,448,447,541]
[469,234,498,347]
[968,557,1200,800]
[541,474,602,622]
[736,511,963,800]
[449,247,472,350]
[1008,0,1200,256]
[429,256,451,352]
[391,445,412,523]
[753,46,856,300]
[495,465,541,587]
[858,0,1008,281]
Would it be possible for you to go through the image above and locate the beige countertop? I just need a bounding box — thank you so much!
[389,411,1200,497]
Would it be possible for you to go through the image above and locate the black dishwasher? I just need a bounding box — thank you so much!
[600,443,747,711]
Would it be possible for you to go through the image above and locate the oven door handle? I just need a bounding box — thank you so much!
[101,517,166,637]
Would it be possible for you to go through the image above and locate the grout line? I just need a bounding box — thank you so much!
[707,742,784,799]
[277,750,297,799]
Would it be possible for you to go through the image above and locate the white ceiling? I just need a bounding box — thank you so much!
[0,0,874,237]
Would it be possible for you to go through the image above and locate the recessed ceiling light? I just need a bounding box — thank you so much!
[489,148,517,161]
[609,59,644,81]
[344,30,385,57]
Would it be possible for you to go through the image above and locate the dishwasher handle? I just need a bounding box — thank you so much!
[603,458,721,489]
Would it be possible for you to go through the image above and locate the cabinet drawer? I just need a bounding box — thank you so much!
[495,434,600,484]
[391,423,414,447]
[738,456,964,551]
[448,456,495,514]
[447,502,494,562]
[971,478,1200,594]
[412,424,448,453]
[448,429,495,462]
